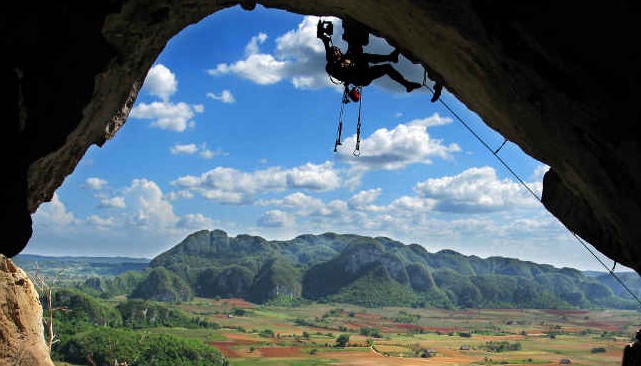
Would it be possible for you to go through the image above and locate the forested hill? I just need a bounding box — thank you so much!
[140,229,640,309]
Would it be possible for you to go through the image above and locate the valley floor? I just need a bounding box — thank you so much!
[166,298,637,366]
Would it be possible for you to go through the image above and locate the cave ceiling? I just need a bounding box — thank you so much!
[2,0,640,275]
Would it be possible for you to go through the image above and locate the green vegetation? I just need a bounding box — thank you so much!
[43,288,222,364]
[20,229,641,365]
[117,299,218,328]
[40,285,634,366]
[137,230,641,309]
[27,230,641,311]
[482,341,523,352]
[59,328,228,366]
[335,334,350,347]
[130,266,193,302]
[20,231,641,366]
[359,326,382,338]
[49,288,123,327]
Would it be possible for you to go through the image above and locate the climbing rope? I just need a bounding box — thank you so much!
[334,86,348,152]
[420,69,641,308]
[333,83,364,156]
[494,138,508,154]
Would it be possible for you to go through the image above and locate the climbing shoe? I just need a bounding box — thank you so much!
[431,82,443,102]
[406,82,422,92]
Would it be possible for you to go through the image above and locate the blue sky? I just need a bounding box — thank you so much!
[25,5,622,271]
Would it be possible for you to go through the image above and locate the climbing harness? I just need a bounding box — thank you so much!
[334,82,363,157]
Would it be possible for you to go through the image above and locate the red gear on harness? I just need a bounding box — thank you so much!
[348,87,360,102]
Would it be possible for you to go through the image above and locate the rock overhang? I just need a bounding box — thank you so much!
[2,0,640,275]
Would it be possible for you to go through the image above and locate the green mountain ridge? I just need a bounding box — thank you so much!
[16,230,641,309]
[141,229,641,309]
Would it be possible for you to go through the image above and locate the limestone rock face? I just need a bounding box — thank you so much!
[1,0,640,276]
[0,255,54,366]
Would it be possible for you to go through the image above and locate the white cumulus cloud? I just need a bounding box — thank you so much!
[199,147,228,160]
[142,64,177,102]
[84,177,108,190]
[258,192,332,216]
[121,179,180,229]
[171,143,198,155]
[258,210,294,228]
[208,16,337,89]
[99,196,125,209]
[337,113,459,171]
[348,188,382,211]
[213,53,289,85]
[170,162,341,205]
[207,90,236,103]
[207,15,428,93]
[170,143,227,159]
[177,213,218,230]
[32,193,76,228]
[130,101,203,132]
[245,33,268,56]
[414,166,541,213]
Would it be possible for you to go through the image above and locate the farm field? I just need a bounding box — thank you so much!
[156,298,641,366]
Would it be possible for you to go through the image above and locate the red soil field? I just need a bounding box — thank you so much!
[394,323,424,331]
[209,342,243,357]
[257,346,302,357]
[209,331,260,357]
[584,321,623,332]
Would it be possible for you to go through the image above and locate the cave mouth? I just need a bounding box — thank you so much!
[22,4,617,275]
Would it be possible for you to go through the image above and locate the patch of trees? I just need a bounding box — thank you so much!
[47,290,221,364]
[130,267,193,302]
[116,299,218,329]
[482,341,522,352]
[359,327,382,338]
[336,334,350,347]
[59,328,228,366]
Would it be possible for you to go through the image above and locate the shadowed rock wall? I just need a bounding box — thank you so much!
[2,0,640,277]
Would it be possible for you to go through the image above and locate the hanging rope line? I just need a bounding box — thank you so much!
[494,138,508,154]
[420,70,641,308]
[334,86,349,152]
[421,77,541,201]
[570,232,641,306]
[333,82,364,155]
[354,86,363,156]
